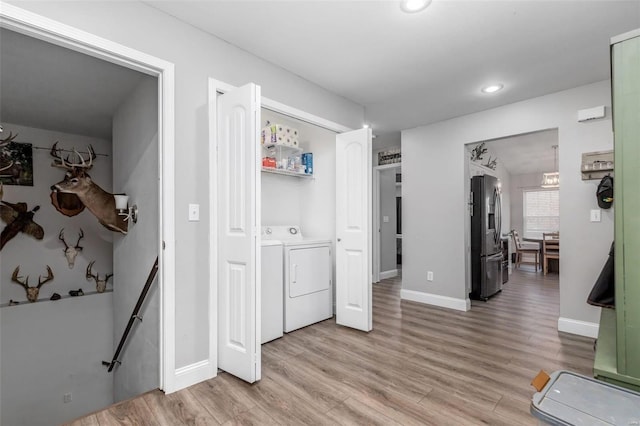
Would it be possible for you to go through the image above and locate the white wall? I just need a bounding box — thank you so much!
[8,1,365,369]
[0,123,113,303]
[112,77,159,401]
[1,293,114,426]
[402,81,613,332]
[379,168,397,273]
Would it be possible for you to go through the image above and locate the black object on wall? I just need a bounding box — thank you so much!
[587,242,615,308]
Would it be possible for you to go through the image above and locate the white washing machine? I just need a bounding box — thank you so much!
[262,226,333,333]
[261,240,283,344]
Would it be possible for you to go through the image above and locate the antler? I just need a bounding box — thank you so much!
[75,228,84,249]
[50,142,96,170]
[38,266,54,288]
[0,161,13,172]
[58,229,69,249]
[0,132,17,147]
[86,260,98,281]
[11,266,28,289]
[105,273,114,284]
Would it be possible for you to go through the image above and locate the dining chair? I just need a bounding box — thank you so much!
[511,230,540,270]
[543,232,560,275]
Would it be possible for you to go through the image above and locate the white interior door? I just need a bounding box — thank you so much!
[217,83,261,383]
[335,128,373,332]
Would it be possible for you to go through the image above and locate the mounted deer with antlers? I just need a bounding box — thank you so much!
[12,265,54,302]
[86,261,113,293]
[59,228,84,269]
[50,142,128,234]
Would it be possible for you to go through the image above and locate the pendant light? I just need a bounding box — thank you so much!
[541,145,560,188]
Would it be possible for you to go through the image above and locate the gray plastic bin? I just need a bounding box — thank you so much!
[531,370,640,425]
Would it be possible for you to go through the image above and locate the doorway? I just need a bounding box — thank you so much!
[1,5,176,425]
[373,163,401,283]
[464,129,560,307]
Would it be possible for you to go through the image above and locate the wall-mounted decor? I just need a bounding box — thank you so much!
[86,261,113,293]
[11,265,54,303]
[0,132,34,186]
[50,143,128,234]
[581,150,614,181]
[378,148,401,165]
[58,228,84,269]
[49,142,88,217]
[0,200,44,250]
[469,142,498,170]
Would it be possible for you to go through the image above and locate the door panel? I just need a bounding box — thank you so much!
[335,128,372,332]
[217,83,261,383]
[289,247,331,297]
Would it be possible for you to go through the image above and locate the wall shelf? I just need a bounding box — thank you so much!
[261,168,314,178]
[0,288,113,308]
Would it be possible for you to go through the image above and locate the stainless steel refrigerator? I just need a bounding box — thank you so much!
[470,175,503,301]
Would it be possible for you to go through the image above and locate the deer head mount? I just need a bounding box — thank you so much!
[12,265,54,302]
[86,261,113,293]
[49,142,127,234]
[0,200,44,250]
[59,228,84,269]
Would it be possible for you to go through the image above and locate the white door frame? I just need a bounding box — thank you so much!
[208,78,352,375]
[0,4,178,392]
[372,163,401,283]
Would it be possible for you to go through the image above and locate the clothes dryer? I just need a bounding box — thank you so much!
[262,226,333,333]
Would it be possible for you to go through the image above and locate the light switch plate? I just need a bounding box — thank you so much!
[590,209,601,222]
[383,216,389,223]
[188,204,200,221]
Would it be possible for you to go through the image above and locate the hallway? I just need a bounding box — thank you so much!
[67,270,595,425]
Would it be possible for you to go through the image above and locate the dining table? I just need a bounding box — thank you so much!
[524,235,560,272]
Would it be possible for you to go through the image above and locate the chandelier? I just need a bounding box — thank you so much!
[541,145,560,188]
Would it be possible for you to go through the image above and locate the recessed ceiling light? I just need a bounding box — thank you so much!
[400,0,432,13]
[481,84,504,94]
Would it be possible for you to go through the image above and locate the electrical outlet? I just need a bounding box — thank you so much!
[63,393,72,403]
[590,209,601,222]
[427,271,434,281]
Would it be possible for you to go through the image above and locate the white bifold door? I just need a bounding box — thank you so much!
[335,128,373,332]
[216,83,261,383]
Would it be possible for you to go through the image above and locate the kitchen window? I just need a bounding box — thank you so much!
[523,189,559,238]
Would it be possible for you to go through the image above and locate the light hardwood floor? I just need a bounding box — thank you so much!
[66,268,594,425]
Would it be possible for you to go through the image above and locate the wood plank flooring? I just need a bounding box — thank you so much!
[66,268,595,425]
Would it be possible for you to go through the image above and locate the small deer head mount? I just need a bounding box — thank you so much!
[11,265,54,302]
[59,228,84,269]
[86,261,113,293]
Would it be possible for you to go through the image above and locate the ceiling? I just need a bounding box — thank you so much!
[472,129,559,175]
[0,28,146,139]
[147,0,639,137]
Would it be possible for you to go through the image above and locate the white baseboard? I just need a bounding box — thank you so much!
[173,359,215,392]
[401,289,470,312]
[379,269,398,280]
[557,317,599,338]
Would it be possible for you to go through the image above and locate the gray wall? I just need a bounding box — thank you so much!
[1,293,114,426]
[10,1,365,369]
[379,168,397,273]
[402,80,613,327]
[112,77,159,401]
[0,124,115,424]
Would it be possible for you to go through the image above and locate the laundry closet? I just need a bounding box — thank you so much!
[259,108,338,342]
